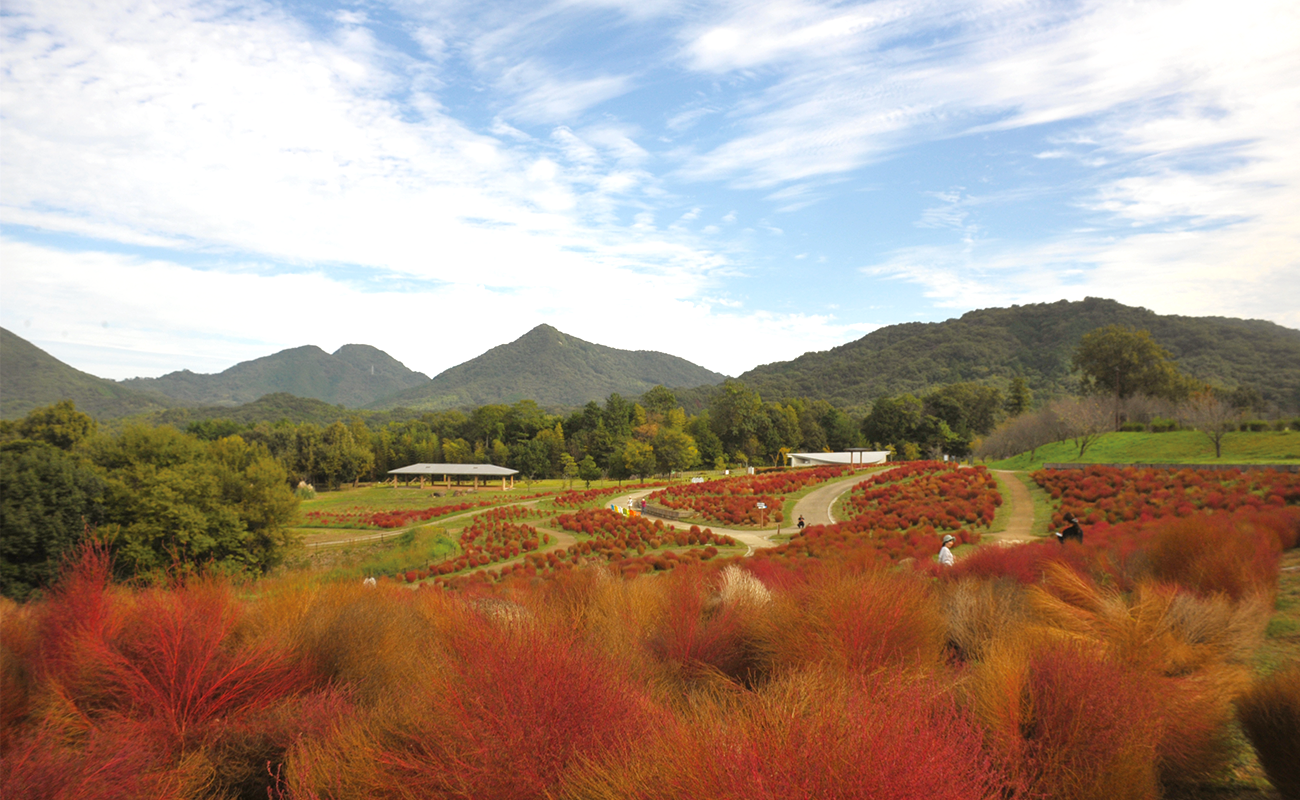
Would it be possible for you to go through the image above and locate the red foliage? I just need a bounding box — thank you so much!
[1032,465,1299,528]
[646,466,851,525]
[375,620,658,799]
[552,481,670,508]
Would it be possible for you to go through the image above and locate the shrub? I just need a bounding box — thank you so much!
[1235,665,1300,798]
[764,567,946,674]
[967,638,1161,800]
[563,668,999,800]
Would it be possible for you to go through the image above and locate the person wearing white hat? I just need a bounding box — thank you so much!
[938,534,956,567]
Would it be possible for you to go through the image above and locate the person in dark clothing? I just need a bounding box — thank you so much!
[797,515,806,531]
[1055,513,1083,544]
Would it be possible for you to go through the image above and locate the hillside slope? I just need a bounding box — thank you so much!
[0,328,175,419]
[369,324,728,411]
[735,298,1300,411]
[121,344,429,408]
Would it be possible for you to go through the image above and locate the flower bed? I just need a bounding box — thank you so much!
[1031,465,1300,528]
[479,508,735,583]
[644,466,853,525]
[755,463,995,569]
[840,461,1000,531]
[407,505,553,581]
[551,481,671,509]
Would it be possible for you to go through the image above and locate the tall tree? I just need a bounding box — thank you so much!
[710,380,763,458]
[861,395,923,447]
[1,440,106,600]
[1005,377,1033,417]
[1072,325,1192,401]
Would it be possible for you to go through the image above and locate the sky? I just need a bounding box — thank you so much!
[2,0,1298,383]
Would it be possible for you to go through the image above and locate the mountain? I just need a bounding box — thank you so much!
[733,298,1300,412]
[0,328,175,419]
[121,344,429,408]
[369,324,729,411]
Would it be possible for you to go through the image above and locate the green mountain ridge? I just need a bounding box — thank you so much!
[120,343,430,408]
[0,328,176,419]
[734,298,1300,412]
[368,324,730,411]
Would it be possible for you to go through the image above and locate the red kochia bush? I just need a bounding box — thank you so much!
[567,670,999,800]
[373,619,658,799]
[32,544,312,751]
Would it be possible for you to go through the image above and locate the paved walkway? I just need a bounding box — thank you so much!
[793,468,894,526]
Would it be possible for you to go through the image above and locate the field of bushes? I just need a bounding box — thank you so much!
[2,463,1298,799]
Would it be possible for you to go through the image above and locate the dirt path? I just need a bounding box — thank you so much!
[987,470,1036,543]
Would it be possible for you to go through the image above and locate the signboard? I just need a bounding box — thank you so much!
[756,502,767,509]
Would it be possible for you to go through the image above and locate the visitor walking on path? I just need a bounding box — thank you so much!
[938,534,956,567]
[1055,513,1083,544]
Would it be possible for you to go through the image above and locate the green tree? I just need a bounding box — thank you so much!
[623,440,657,479]
[641,385,678,420]
[577,455,602,488]
[84,425,297,576]
[1072,325,1192,401]
[442,438,473,464]
[710,380,763,457]
[861,395,922,446]
[560,453,579,488]
[653,428,699,475]
[510,438,551,483]
[1005,377,1033,417]
[1,441,106,600]
[13,399,97,450]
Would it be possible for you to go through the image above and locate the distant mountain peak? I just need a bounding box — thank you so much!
[368,326,728,411]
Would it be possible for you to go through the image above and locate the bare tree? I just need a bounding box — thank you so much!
[1178,392,1243,458]
[1051,396,1112,460]
[976,408,1058,461]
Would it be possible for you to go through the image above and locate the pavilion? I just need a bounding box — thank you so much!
[388,463,519,491]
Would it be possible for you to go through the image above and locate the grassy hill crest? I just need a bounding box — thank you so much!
[0,328,175,420]
[734,298,1300,412]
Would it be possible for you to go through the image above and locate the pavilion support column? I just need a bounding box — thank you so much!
[473,476,479,492]
[445,474,450,488]
[501,477,506,490]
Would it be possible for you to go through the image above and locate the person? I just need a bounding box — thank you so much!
[938,534,955,567]
[1055,513,1083,544]
[797,515,806,531]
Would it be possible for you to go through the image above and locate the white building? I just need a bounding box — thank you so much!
[786,449,890,468]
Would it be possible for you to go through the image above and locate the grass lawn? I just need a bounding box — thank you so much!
[987,430,1300,471]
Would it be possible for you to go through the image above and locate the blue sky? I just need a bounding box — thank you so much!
[2,0,1297,381]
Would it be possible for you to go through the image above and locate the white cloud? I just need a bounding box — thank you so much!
[0,238,874,380]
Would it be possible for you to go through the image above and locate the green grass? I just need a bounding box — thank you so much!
[987,430,1300,471]
[986,472,1015,533]
[1255,549,1300,677]
[300,525,459,581]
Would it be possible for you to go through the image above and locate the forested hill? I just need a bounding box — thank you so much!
[368,324,729,411]
[120,343,429,408]
[0,328,175,419]
[734,298,1300,412]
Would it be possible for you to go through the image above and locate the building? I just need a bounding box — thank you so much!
[388,463,519,490]
[785,449,890,468]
